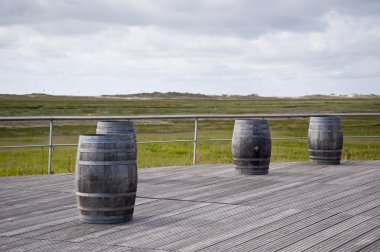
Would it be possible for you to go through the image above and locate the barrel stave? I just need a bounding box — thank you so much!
[308,116,343,165]
[232,120,271,175]
[96,121,138,158]
[75,134,137,224]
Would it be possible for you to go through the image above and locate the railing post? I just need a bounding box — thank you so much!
[193,118,198,165]
[48,120,53,174]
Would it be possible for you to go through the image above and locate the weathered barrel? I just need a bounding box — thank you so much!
[96,120,137,159]
[232,120,271,175]
[75,134,137,224]
[96,121,136,139]
[308,116,343,165]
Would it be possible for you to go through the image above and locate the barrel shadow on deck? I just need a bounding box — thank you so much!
[1,161,380,251]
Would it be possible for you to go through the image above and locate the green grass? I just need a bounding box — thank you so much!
[0,94,379,176]
[1,138,378,176]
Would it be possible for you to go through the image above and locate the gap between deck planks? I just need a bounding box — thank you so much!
[1,161,380,251]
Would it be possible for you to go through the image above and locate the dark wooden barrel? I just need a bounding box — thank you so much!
[96,121,136,139]
[308,116,343,165]
[232,120,271,175]
[75,134,137,224]
[96,121,137,159]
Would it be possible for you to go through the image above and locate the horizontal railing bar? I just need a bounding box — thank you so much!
[199,136,380,141]
[198,138,308,141]
[0,143,79,149]
[138,140,193,144]
[1,135,379,150]
[0,113,380,121]
[198,139,232,142]
[273,137,307,140]
[344,136,380,139]
[0,144,48,149]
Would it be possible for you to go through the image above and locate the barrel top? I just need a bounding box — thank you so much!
[310,115,340,118]
[97,120,134,123]
[80,134,107,136]
[309,116,341,123]
[97,121,135,129]
[235,119,268,123]
[234,119,269,127]
[79,134,134,140]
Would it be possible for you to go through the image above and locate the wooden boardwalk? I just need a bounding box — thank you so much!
[1,161,380,251]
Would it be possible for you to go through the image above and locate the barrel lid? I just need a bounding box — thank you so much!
[309,116,341,122]
[234,119,269,127]
[235,119,268,123]
[97,120,134,124]
[79,134,134,140]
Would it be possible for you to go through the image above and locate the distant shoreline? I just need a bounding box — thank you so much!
[0,92,379,99]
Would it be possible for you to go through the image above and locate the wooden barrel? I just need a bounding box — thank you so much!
[232,120,271,175]
[75,134,137,224]
[96,121,136,139]
[308,116,343,165]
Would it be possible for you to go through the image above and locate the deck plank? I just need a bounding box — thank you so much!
[198,193,380,251]
[1,161,380,251]
[305,218,380,252]
[330,223,380,251]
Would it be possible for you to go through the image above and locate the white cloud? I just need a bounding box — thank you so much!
[0,1,380,96]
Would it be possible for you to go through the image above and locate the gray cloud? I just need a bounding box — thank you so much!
[1,0,378,37]
[0,0,355,35]
[0,0,380,96]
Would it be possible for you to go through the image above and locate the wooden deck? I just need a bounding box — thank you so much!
[1,161,380,251]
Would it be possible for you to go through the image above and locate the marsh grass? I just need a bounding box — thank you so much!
[0,95,379,176]
[1,138,378,176]
[0,148,48,176]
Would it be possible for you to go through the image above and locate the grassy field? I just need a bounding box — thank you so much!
[0,93,379,176]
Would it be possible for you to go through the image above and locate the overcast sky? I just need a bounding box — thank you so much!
[1,0,380,96]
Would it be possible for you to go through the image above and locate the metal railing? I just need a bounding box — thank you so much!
[1,113,379,174]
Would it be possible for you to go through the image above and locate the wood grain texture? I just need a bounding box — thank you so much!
[232,119,271,175]
[75,134,138,224]
[1,161,380,251]
[308,116,343,165]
